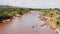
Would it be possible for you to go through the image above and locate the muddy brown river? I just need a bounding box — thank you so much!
[0,11,55,34]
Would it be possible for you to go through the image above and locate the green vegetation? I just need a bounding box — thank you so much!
[0,5,60,28]
[0,5,30,23]
[56,17,60,27]
[0,8,30,16]
[36,8,60,28]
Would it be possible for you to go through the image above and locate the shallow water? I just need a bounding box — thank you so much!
[0,11,55,34]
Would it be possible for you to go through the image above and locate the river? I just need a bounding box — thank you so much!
[0,11,55,34]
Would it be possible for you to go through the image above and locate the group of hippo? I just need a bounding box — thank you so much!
[0,15,13,23]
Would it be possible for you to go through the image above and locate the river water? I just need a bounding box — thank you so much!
[0,11,55,34]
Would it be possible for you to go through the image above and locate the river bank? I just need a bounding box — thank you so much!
[0,11,55,34]
[39,12,60,34]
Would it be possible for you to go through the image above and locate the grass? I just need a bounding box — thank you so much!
[0,7,60,28]
[37,9,60,28]
[0,8,30,23]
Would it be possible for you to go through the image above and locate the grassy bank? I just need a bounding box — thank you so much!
[35,8,60,34]
[0,8,30,23]
[39,9,60,28]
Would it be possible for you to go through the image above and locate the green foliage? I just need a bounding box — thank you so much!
[56,17,60,27]
[0,8,30,17]
[36,8,60,27]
